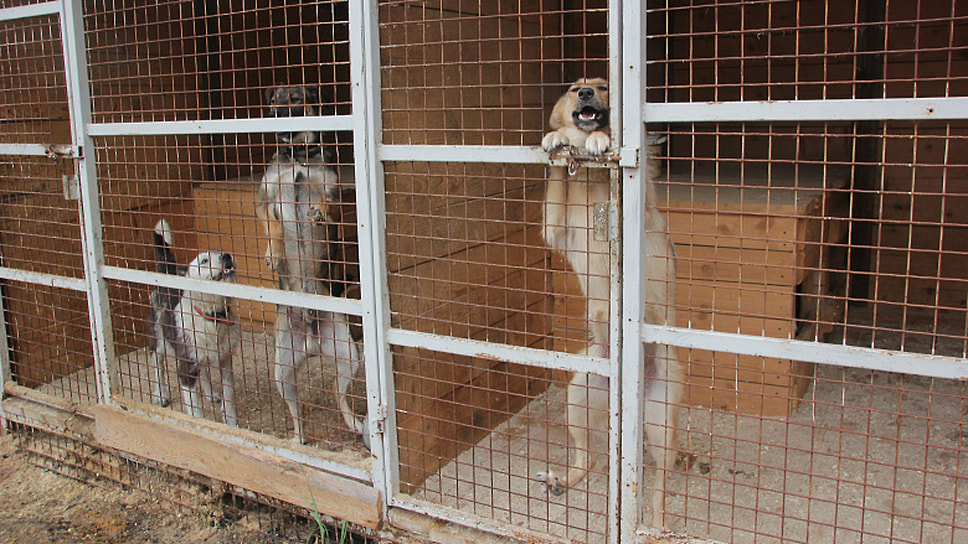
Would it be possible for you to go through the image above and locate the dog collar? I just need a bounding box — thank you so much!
[193,305,235,326]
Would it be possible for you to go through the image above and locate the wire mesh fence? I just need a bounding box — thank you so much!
[0,1,966,543]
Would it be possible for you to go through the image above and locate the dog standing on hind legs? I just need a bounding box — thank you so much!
[535,78,684,529]
[149,219,241,426]
[257,85,368,446]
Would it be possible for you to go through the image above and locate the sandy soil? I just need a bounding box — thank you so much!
[416,363,968,544]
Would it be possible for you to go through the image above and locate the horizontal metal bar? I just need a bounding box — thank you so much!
[378,144,548,164]
[0,1,59,22]
[645,97,968,123]
[103,266,362,316]
[0,267,86,291]
[387,328,609,376]
[641,324,968,380]
[87,115,355,137]
[0,144,56,157]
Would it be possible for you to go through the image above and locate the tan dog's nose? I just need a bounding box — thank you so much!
[578,87,595,101]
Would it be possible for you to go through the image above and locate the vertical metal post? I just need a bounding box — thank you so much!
[61,0,117,405]
[620,0,650,540]
[348,0,398,506]
[0,0,64,426]
[0,286,10,427]
[607,1,626,542]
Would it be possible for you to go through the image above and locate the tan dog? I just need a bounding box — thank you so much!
[536,78,684,529]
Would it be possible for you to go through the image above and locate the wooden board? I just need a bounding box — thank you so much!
[676,243,797,287]
[389,228,550,335]
[676,282,795,334]
[683,349,809,387]
[384,162,545,274]
[88,404,381,529]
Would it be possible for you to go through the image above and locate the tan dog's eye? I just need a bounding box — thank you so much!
[597,86,607,91]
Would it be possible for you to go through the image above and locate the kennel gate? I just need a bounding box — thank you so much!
[2,1,968,544]
[0,1,648,541]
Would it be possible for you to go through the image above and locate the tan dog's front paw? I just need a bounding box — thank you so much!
[536,470,565,496]
[542,130,570,152]
[309,205,325,223]
[585,131,610,155]
[264,246,281,271]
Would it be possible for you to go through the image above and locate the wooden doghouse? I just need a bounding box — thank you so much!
[659,165,849,416]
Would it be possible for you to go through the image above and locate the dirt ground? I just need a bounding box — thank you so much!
[0,431,330,544]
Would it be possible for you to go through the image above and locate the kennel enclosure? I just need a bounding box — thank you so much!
[2,1,968,543]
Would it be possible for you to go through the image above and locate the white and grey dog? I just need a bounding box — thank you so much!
[256,85,367,446]
[149,219,241,426]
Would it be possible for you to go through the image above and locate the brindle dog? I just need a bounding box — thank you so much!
[257,85,367,446]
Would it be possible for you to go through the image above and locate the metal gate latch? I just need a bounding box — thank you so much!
[45,143,78,164]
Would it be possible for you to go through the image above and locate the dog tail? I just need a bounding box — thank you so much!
[153,219,179,276]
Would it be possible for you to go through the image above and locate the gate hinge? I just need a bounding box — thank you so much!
[63,175,80,201]
[618,146,639,168]
[373,403,388,434]
[594,200,619,242]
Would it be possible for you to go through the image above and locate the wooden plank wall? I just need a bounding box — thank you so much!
[658,0,968,322]
[379,1,568,488]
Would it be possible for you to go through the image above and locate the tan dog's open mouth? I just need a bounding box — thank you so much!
[574,105,607,128]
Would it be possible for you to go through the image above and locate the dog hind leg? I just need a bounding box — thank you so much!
[177,358,204,419]
[326,316,369,446]
[537,369,608,495]
[217,353,238,427]
[150,337,171,407]
[274,310,311,443]
[643,343,683,529]
[218,371,238,426]
[315,314,368,442]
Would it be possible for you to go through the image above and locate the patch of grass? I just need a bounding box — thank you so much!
[283,464,356,544]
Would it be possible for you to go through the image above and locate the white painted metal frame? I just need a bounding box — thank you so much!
[618,3,651,542]
[377,2,635,543]
[635,8,968,544]
[639,94,968,385]
[61,0,115,406]
[0,0,90,425]
[0,0,383,485]
[350,0,395,504]
[10,1,964,542]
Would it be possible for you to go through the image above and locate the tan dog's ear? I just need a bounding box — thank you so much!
[548,92,568,130]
